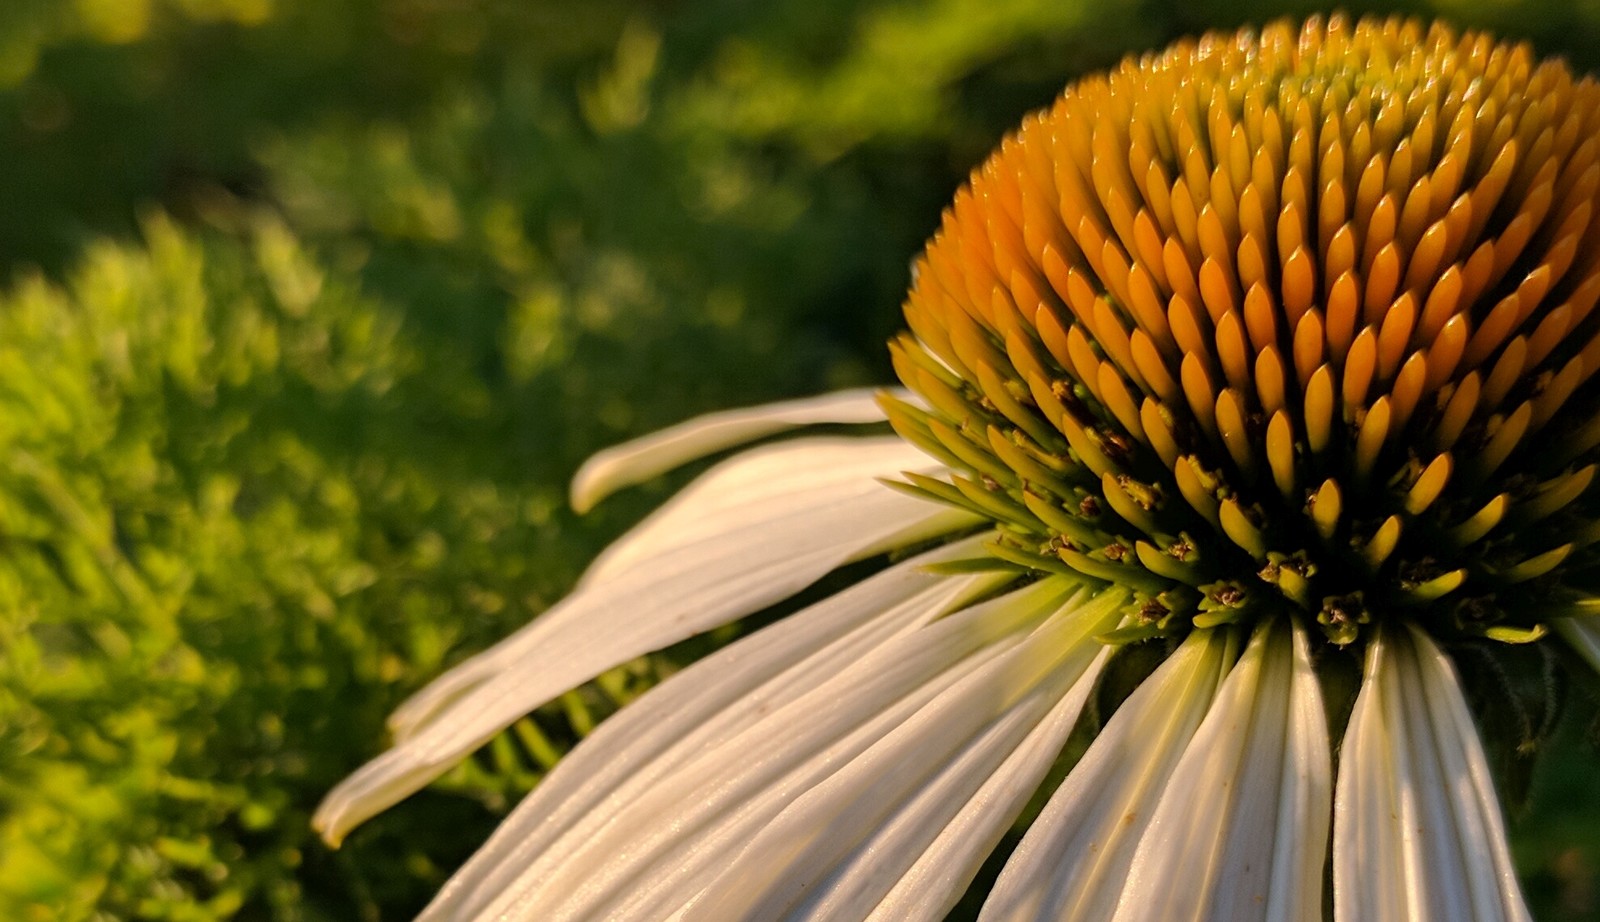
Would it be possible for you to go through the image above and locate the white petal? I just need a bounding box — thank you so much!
[682,585,1127,921]
[980,629,1234,922]
[390,436,948,739]
[1110,619,1331,922]
[506,651,1000,922]
[569,388,902,513]
[420,536,999,921]
[1333,628,1406,918]
[464,576,1082,922]
[580,433,964,588]
[861,649,1113,922]
[1553,616,1600,675]
[314,437,958,844]
[1333,626,1531,922]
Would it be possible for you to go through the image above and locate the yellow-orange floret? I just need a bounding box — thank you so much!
[886,14,1600,645]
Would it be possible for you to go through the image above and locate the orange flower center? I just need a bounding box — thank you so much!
[887,14,1600,645]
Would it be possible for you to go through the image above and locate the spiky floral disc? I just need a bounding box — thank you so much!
[886,14,1600,646]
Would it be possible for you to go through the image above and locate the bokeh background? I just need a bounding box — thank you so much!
[6,0,1600,919]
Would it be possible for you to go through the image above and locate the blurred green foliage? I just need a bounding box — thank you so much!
[5,0,1600,919]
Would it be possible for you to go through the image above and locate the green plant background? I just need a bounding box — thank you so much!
[4,1,1600,919]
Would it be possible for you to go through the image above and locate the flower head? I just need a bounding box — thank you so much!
[320,14,1600,921]
[891,13,1600,649]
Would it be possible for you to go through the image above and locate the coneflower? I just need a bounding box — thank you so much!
[317,15,1599,920]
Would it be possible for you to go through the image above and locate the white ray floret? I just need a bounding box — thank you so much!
[579,432,970,588]
[462,576,1095,921]
[419,535,1003,920]
[569,387,906,513]
[680,583,1127,921]
[1333,625,1531,922]
[979,628,1236,922]
[393,435,964,745]
[1110,618,1330,922]
[855,646,1112,922]
[314,434,970,844]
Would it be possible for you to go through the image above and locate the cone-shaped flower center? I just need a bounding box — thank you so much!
[887,15,1600,645]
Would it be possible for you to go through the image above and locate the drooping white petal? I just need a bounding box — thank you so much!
[570,388,903,513]
[462,576,1084,922]
[1552,616,1600,675]
[580,433,967,588]
[1109,618,1331,922]
[420,535,1001,921]
[980,628,1236,922]
[501,649,1001,922]
[314,436,963,844]
[860,650,1112,922]
[393,437,960,743]
[682,585,1127,922]
[1333,625,1531,922]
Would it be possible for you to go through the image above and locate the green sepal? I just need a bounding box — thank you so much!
[949,473,1041,530]
[911,364,989,428]
[1316,591,1368,646]
[1193,606,1248,628]
[1484,544,1572,585]
[1507,464,1595,527]
[1133,534,1210,587]
[1257,552,1316,609]
[1057,547,1170,593]
[1219,498,1269,560]
[1021,489,1108,549]
[989,428,1076,497]
[983,538,1080,577]
[881,474,967,511]
[1097,622,1171,645]
[1481,623,1550,644]
[890,333,965,391]
[919,556,1032,576]
[1448,494,1508,547]
[1193,580,1254,628]
[1399,567,1467,603]
[1358,515,1403,571]
[927,417,1019,488]
[879,396,966,471]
